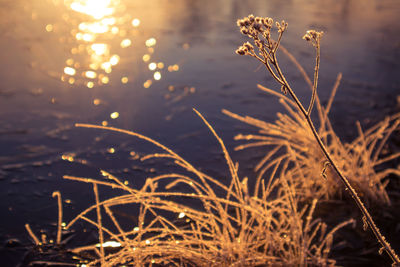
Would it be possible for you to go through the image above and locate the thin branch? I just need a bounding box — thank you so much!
[307,37,321,116]
[93,183,105,265]
[52,191,63,245]
[25,224,40,245]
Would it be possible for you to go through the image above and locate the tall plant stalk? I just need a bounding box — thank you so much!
[235,15,400,265]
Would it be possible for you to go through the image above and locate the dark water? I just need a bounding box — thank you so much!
[0,0,399,264]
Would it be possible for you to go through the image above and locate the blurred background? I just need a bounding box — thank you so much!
[0,0,399,262]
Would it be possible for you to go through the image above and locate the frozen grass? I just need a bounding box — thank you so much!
[54,112,352,266]
[223,83,400,205]
[231,14,400,264]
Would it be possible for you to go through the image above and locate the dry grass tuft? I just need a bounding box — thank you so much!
[58,111,353,266]
[223,83,400,205]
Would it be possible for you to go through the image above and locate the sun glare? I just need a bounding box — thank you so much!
[91,43,108,55]
[64,67,76,75]
[70,0,114,19]
[57,0,173,87]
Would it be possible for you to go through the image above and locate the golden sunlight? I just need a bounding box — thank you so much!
[64,67,76,75]
[84,71,97,79]
[153,71,161,80]
[110,112,119,119]
[50,0,171,87]
[131,18,140,27]
[148,62,157,71]
[145,38,156,47]
[91,43,108,55]
[69,0,115,19]
[60,0,127,86]
[120,38,132,48]
[95,241,121,248]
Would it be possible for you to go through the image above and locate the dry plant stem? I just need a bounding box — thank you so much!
[52,191,63,245]
[25,223,40,245]
[307,37,320,116]
[236,15,399,263]
[268,36,400,265]
[74,123,237,243]
[63,114,356,265]
[28,261,76,266]
[93,183,105,266]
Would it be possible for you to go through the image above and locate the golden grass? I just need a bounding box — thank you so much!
[223,82,400,205]
[233,14,400,264]
[53,111,353,266]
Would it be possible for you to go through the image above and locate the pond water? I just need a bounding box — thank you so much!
[0,0,399,263]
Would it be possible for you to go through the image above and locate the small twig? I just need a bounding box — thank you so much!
[52,191,63,245]
[306,32,322,116]
[25,224,40,245]
[28,261,76,266]
[93,183,105,266]
[321,162,330,180]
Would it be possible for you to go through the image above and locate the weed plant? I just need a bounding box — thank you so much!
[230,15,400,265]
[223,82,400,205]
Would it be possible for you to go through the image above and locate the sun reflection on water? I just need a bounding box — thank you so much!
[52,0,183,89]
[70,0,115,19]
[34,0,192,123]
[59,0,135,87]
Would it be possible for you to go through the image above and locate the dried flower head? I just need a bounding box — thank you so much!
[235,15,289,64]
[303,30,323,47]
[276,20,288,33]
[236,39,256,56]
[235,47,246,55]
